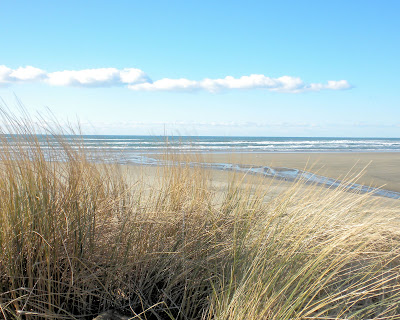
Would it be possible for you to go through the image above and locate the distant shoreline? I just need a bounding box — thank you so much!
[146,152,400,194]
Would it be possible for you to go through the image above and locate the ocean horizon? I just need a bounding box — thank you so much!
[7,135,400,153]
[66,135,400,154]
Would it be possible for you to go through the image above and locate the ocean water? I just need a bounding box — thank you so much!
[70,135,397,200]
[77,136,400,154]
[79,136,400,199]
[5,135,400,159]
[3,135,400,199]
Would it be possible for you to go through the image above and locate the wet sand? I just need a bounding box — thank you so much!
[156,152,400,193]
[124,154,400,210]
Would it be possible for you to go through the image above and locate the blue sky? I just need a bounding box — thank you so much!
[0,0,399,137]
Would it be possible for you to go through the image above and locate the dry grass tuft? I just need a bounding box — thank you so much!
[0,108,399,319]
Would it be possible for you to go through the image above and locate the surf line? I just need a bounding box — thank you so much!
[126,155,400,201]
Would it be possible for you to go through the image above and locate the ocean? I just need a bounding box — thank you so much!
[72,135,399,199]
[3,135,400,199]
[78,136,400,154]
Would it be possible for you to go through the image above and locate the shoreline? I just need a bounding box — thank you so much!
[144,152,400,194]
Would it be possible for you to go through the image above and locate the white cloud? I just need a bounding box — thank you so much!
[128,74,351,93]
[128,78,199,92]
[0,65,12,84]
[0,65,46,85]
[10,66,46,81]
[306,80,352,92]
[47,67,149,87]
[0,66,150,87]
[47,68,120,86]
[325,80,352,90]
[119,68,151,84]
[0,64,352,93]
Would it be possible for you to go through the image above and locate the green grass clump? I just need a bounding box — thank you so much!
[0,109,399,319]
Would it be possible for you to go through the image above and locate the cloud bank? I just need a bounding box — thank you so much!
[0,65,352,93]
[127,75,351,93]
[0,65,47,83]
[47,68,150,87]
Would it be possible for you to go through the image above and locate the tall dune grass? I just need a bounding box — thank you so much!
[0,108,399,319]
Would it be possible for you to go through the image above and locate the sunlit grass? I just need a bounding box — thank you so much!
[0,108,399,319]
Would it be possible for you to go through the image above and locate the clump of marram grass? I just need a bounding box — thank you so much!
[0,108,399,319]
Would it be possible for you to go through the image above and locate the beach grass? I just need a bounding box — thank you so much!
[0,109,400,319]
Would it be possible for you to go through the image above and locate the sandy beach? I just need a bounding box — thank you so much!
[165,152,400,193]
[126,151,400,211]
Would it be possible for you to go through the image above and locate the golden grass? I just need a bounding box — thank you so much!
[0,108,399,319]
